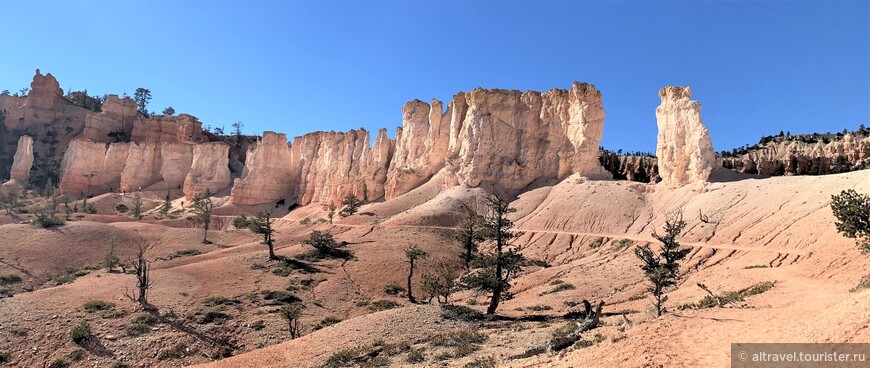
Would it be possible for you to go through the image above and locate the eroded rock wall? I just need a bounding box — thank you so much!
[229,132,294,205]
[722,134,870,176]
[655,86,716,188]
[184,142,232,198]
[442,82,609,196]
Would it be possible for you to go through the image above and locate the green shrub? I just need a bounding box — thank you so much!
[109,361,130,368]
[203,296,241,307]
[744,264,769,269]
[573,333,606,349]
[197,310,231,324]
[0,351,9,364]
[32,215,66,228]
[130,312,158,325]
[440,304,484,321]
[683,281,777,309]
[66,349,85,361]
[83,300,115,313]
[850,274,870,292]
[314,316,343,330]
[114,203,129,213]
[126,323,151,336]
[430,329,488,346]
[363,356,390,367]
[324,346,365,368]
[552,321,579,339]
[47,359,69,368]
[611,238,633,251]
[463,356,497,368]
[69,321,92,344]
[250,262,266,270]
[250,320,266,330]
[157,343,189,360]
[368,299,400,311]
[261,290,301,305]
[528,305,552,312]
[405,348,425,363]
[168,248,203,259]
[384,283,405,296]
[0,274,22,285]
[545,282,576,294]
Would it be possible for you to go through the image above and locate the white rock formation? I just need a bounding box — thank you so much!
[655,86,716,188]
[229,132,294,206]
[9,136,34,183]
[184,142,233,198]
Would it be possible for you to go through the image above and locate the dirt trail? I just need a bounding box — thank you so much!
[327,223,809,256]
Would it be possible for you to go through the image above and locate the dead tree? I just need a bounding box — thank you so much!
[125,241,156,311]
[510,299,605,359]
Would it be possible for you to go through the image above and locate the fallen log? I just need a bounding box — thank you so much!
[509,299,605,360]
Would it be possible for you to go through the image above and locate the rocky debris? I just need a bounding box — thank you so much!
[599,150,659,183]
[229,132,294,206]
[9,136,34,184]
[722,133,870,176]
[655,86,716,188]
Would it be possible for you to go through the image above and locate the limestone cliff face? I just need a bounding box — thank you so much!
[229,132,294,205]
[9,136,34,183]
[442,82,609,196]
[184,142,232,198]
[131,114,204,143]
[722,134,870,176]
[59,140,123,195]
[655,86,716,188]
[290,128,393,206]
[384,100,449,198]
[82,95,138,142]
[229,83,609,206]
[60,139,229,197]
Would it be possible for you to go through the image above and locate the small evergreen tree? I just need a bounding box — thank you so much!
[159,192,171,215]
[133,88,151,116]
[249,211,277,260]
[279,304,304,339]
[455,208,485,268]
[404,245,428,304]
[188,190,214,244]
[634,212,690,317]
[327,203,336,224]
[339,194,363,217]
[131,192,143,220]
[831,189,870,252]
[103,231,121,272]
[162,106,175,115]
[460,194,525,315]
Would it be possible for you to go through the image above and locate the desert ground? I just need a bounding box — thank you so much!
[1,167,868,368]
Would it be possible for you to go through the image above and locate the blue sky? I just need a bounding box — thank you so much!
[1,0,867,153]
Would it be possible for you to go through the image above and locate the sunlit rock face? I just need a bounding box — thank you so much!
[9,136,34,183]
[655,86,716,188]
[229,132,294,206]
[184,142,232,198]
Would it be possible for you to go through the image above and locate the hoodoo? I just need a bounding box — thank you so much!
[655,86,716,188]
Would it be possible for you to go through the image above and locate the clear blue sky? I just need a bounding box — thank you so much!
[1,0,867,153]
